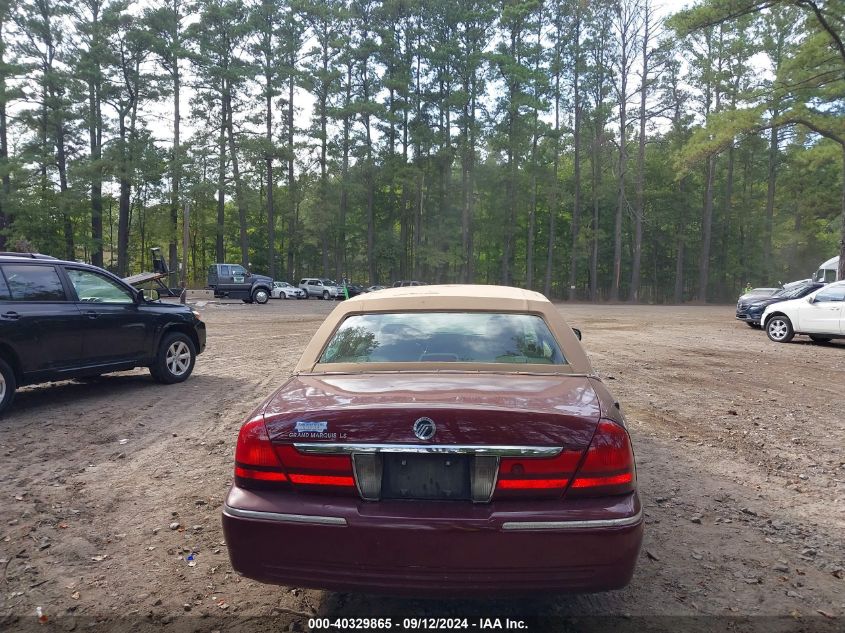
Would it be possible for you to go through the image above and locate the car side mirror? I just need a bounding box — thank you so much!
[572,328,582,341]
[807,296,815,304]
[139,288,160,302]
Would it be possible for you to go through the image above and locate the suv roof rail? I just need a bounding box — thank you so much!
[0,252,58,260]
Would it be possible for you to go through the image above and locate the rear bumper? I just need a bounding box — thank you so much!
[222,487,643,596]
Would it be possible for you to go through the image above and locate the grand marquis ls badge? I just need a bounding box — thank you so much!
[413,417,436,441]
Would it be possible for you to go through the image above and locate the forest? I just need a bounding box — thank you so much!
[0,0,843,302]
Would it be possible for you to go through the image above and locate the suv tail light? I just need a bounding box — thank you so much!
[567,419,636,497]
[234,417,355,494]
[494,451,581,499]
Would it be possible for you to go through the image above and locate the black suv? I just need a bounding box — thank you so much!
[0,253,207,414]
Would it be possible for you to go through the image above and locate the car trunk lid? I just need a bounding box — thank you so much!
[260,372,602,502]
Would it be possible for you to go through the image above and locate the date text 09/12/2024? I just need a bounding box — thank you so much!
[308,618,528,630]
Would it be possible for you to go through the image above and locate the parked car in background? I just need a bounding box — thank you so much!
[338,282,365,299]
[0,253,206,414]
[271,281,305,300]
[763,280,845,343]
[392,280,426,287]
[223,285,642,595]
[737,281,824,327]
[366,285,385,292]
[738,287,778,301]
[814,255,841,284]
[207,263,273,304]
[298,278,340,300]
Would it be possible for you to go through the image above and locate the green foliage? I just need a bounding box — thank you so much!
[0,0,840,298]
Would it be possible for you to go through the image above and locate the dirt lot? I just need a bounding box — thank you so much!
[0,300,843,631]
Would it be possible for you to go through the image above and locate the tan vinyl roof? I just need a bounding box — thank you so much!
[294,284,594,375]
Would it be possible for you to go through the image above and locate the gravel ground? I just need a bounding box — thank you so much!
[0,300,842,632]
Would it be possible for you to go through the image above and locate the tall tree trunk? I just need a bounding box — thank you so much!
[630,10,650,303]
[673,177,687,303]
[414,172,424,280]
[460,86,477,283]
[0,16,11,251]
[169,50,180,274]
[839,147,845,281]
[225,91,248,268]
[363,67,375,285]
[286,69,296,277]
[526,15,542,290]
[265,63,275,279]
[55,110,73,260]
[612,91,627,302]
[763,120,779,265]
[117,116,130,276]
[718,141,735,299]
[215,84,226,263]
[590,132,601,301]
[565,14,582,301]
[698,28,722,302]
[86,3,103,267]
[89,78,103,267]
[698,154,716,301]
[337,58,352,279]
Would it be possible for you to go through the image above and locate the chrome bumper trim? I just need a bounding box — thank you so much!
[294,443,562,457]
[223,504,347,526]
[502,509,643,531]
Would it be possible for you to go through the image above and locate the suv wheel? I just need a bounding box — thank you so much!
[0,358,16,415]
[766,316,795,343]
[150,332,197,384]
[322,290,329,300]
[252,288,269,304]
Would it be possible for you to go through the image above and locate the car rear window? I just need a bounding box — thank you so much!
[319,312,566,365]
[1,265,66,301]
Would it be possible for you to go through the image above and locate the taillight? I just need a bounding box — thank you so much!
[567,419,636,497]
[234,416,288,488]
[494,451,581,499]
[233,416,355,494]
[274,445,356,493]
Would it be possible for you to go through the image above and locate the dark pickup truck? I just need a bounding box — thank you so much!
[207,264,273,304]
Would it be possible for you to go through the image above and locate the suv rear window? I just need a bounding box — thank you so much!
[319,312,566,365]
[1,265,66,301]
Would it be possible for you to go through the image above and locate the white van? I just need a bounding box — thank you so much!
[814,256,840,283]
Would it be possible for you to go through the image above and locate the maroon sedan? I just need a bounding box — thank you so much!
[222,285,642,596]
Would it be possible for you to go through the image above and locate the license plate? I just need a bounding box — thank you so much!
[381,454,471,500]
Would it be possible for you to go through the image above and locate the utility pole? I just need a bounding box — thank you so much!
[181,201,190,304]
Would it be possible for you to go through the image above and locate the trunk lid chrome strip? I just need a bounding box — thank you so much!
[293,443,562,457]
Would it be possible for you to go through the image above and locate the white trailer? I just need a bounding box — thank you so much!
[814,256,841,283]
